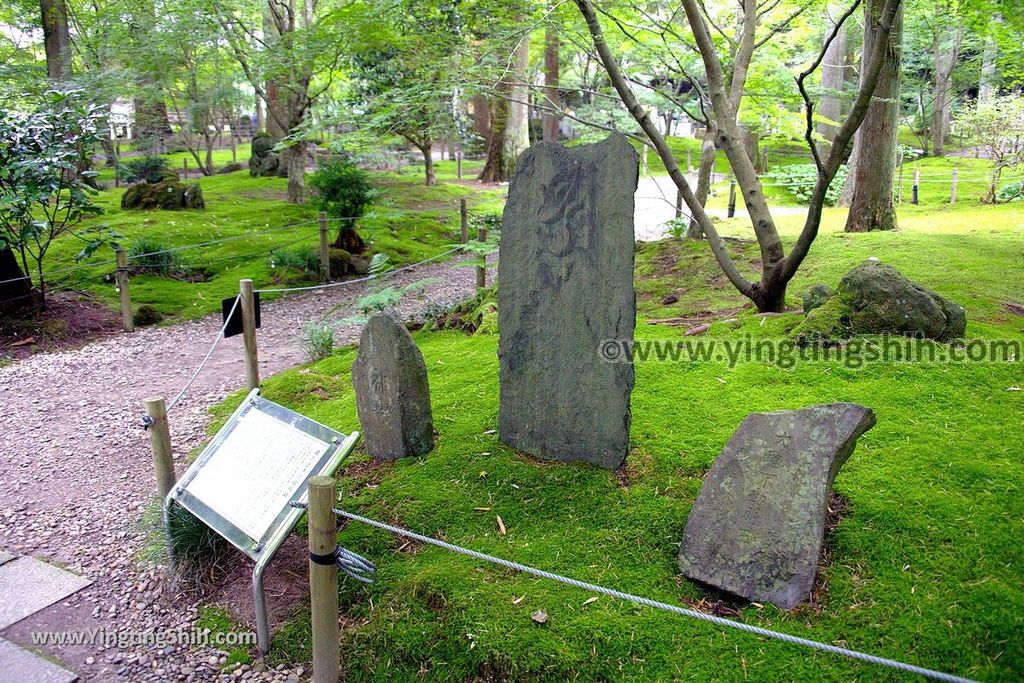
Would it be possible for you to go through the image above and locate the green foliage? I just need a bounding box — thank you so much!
[309,160,377,222]
[132,303,163,327]
[300,321,335,361]
[0,89,108,299]
[997,180,1024,202]
[662,217,689,240]
[127,236,175,275]
[269,246,321,275]
[766,164,849,206]
[118,155,172,184]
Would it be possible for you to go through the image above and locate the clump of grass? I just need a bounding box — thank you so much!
[300,321,335,360]
[127,236,176,275]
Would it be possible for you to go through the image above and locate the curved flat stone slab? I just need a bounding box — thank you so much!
[0,557,92,629]
[678,403,876,609]
[498,133,638,470]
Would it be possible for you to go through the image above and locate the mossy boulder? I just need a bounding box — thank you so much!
[133,304,164,327]
[121,179,205,210]
[217,162,245,175]
[328,248,352,279]
[792,259,966,342]
[802,284,833,313]
[249,134,286,177]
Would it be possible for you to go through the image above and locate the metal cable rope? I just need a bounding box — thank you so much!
[254,246,463,294]
[330,507,976,683]
[126,220,325,260]
[164,294,240,412]
[0,259,115,287]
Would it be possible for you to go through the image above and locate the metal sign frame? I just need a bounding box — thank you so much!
[164,388,360,652]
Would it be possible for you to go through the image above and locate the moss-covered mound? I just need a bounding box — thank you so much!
[120,179,205,210]
[793,258,966,342]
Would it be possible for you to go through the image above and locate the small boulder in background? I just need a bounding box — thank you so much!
[120,179,204,210]
[793,259,966,342]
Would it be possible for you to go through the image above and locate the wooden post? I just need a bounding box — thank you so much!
[641,144,648,170]
[675,189,683,219]
[456,151,463,179]
[950,169,959,205]
[183,157,188,177]
[308,476,339,683]
[318,212,331,282]
[686,148,693,174]
[240,279,259,389]
[115,248,134,333]
[912,168,920,205]
[459,199,469,244]
[896,153,905,204]
[727,180,737,218]
[476,227,487,289]
[144,397,176,498]
[761,149,769,173]
[231,137,237,163]
[114,143,121,188]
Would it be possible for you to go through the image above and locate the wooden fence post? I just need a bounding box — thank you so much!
[116,248,134,333]
[183,157,188,177]
[231,137,238,163]
[144,397,176,498]
[114,143,121,188]
[476,227,488,290]
[950,169,958,205]
[727,180,737,218]
[912,169,920,205]
[308,476,339,683]
[240,279,259,389]
[686,148,693,174]
[456,151,463,179]
[319,212,331,282]
[459,199,469,244]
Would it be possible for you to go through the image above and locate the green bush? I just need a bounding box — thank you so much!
[127,236,175,275]
[997,180,1023,202]
[766,163,848,205]
[118,155,173,184]
[269,246,321,275]
[133,304,163,327]
[309,159,377,250]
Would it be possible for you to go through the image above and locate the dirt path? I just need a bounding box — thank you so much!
[0,257,483,682]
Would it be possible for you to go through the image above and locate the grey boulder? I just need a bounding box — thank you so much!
[678,403,876,609]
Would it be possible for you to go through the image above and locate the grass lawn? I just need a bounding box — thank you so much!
[36,158,502,321]
[203,199,1024,681]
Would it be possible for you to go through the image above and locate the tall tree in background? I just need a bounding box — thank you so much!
[928,1,963,157]
[40,0,71,80]
[576,0,903,311]
[843,0,903,232]
[542,20,560,143]
[817,4,847,150]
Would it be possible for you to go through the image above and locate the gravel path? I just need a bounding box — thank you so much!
[0,257,483,682]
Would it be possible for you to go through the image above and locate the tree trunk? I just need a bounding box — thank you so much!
[478,96,509,182]
[503,36,531,176]
[931,29,960,157]
[844,0,903,233]
[421,143,436,186]
[0,248,34,313]
[471,94,491,144]
[817,5,847,150]
[40,0,72,81]
[687,125,717,239]
[285,142,305,203]
[542,23,560,143]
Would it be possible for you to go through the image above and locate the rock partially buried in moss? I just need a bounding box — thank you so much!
[328,248,351,279]
[249,134,286,177]
[133,304,163,327]
[678,403,876,609]
[792,259,966,342]
[120,179,204,210]
[802,284,833,313]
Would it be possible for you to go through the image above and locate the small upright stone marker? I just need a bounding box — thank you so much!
[678,403,876,609]
[498,133,638,470]
[352,313,434,460]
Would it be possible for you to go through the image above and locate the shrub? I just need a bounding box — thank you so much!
[269,246,321,275]
[766,163,848,205]
[997,180,1024,202]
[127,237,175,275]
[309,159,377,251]
[118,155,173,184]
[133,304,163,327]
[300,321,335,361]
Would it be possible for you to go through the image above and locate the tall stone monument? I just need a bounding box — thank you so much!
[678,403,876,608]
[498,133,638,470]
[351,313,434,460]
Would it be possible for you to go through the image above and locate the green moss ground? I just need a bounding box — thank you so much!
[36,158,502,321]
[205,198,1023,681]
